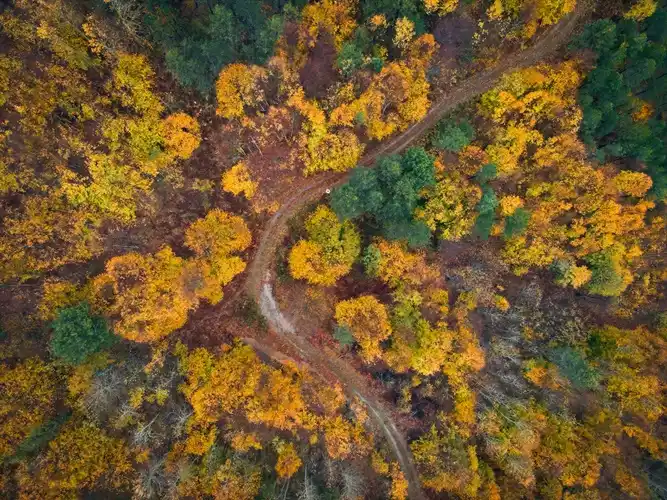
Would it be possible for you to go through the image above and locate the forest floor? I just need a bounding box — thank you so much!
[240,3,594,498]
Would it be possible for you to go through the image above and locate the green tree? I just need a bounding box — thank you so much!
[574,14,667,199]
[50,303,116,365]
[585,245,632,297]
[432,120,475,152]
[338,41,366,76]
[331,148,436,247]
[548,347,600,389]
[504,207,531,238]
[362,243,382,277]
[473,186,498,240]
[475,163,498,184]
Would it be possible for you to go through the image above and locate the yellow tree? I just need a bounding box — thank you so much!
[411,424,481,497]
[111,52,164,116]
[162,112,201,159]
[275,441,302,479]
[177,457,261,500]
[222,162,258,199]
[246,367,308,431]
[92,247,193,343]
[417,173,481,240]
[330,62,432,141]
[288,88,364,174]
[487,0,577,38]
[624,0,657,20]
[0,358,56,459]
[322,414,373,460]
[299,0,358,50]
[335,295,392,362]
[184,209,252,304]
[289,205,361,285]
[423,0,459,16]
[215,64,267,120]
[393,18,415,50]
[17,420,133,497]
[373,240,440,289]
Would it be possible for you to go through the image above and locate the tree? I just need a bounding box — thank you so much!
[390,463,409,500]
[548,347,599,389]
[417,173,481,240]
[337,41,365,76]
[275,442,302,479]
[93,247,193,343]
[373,239,440,288]
[177,341,310,452]
[302,128,365,175]
[585,245,633,297]
[411,425,481,497]
[362,244,383,276]
[613,170,653,197]
[93,211,248,343]
[299,0,358,50]
[162,112,201,159]
[322,414,372,460]
[479,402,548,487]
[112,53,163,116]
[215,63,267,119]
[287,89,365,175]
[331,148,436,247]
[432,120,475,152]
[18,420,133,497]
[38,278,88,321]
[423,0,458,16]
[50,303,116,365]
[393,17,415,50]
[335,295,392,362]
[184,209,252,303]
[0,358,56,459]
[574,15,667,198]
[289,205,361,286]
[473,186,498,240]
[625,0,657,21]
[551,259,592,288]
[330,62,433,141]
[503,207,531,238]
[487,0,576,38]
[185,209,252,260]
[158,3,280,93]
[222,162,258,199]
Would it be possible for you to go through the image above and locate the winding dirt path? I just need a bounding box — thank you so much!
[242,6,590,498]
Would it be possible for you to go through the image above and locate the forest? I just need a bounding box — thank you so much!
[0,0,665,498]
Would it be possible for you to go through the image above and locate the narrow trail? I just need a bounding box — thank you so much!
[242,6,590,498]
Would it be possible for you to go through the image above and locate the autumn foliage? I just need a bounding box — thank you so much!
[289,205,361,286]
[335,295,392,362]
[93,210,250,342]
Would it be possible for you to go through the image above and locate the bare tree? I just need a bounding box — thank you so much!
[84,367,125,420]
[341,464,366,500]
[168,405,193,439]
[104,0,144,42]
[133,457,167,499]
[133,415,159,447]
[297,465,320,500]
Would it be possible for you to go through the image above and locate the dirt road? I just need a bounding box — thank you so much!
[243,6,589,498]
